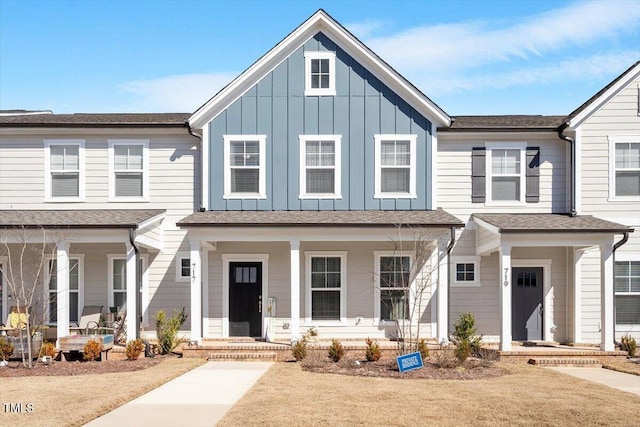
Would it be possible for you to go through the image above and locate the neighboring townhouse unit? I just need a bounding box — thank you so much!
[0,10,637,352]
[0,113,198,342]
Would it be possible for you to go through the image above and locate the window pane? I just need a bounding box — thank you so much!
[381,290,409,321]
[114,146,129,169]
[69,293,79,323]
[381,142,396,166]
[311,59,319,73]
[127,145,143,169]
[616,171,640,196]
[181,258,191,277]
[115,172,143,197]
[492,149,520,174]
[492,176,520,201]
[69,259,79,290]
[381,168,410,193]
[307,169,335,193]
[114,292,126,311]
[50,145,66,170]
[319,59,329,73]
[51,145,78,170]
[113,259,126,290]
[51,173,79,197]
[311,75,320,89]
[49,294,57,322]
[616,143,640,168]
[312,290,340,320]
[231,169,259,193]
[616,295,640,324]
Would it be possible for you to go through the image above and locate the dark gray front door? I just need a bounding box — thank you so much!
[512,267,543,341]
[229,262,262,337]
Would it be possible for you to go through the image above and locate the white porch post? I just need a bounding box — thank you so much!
[436,238,449,344]
[125,241,138,341]
[290,239,300,342]
[573,248,584,344]
[56,241,70,343]
[190,239,202,344]
[600,241,615,351]
[499,244,512,351]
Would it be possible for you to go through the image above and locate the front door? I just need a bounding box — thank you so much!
[229,262,262,337]
[512,267,543,341]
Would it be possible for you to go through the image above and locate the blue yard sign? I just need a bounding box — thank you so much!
[396,351,423,373]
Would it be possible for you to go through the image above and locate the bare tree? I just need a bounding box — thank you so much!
[378,225,437,355]
[0,226,58,367]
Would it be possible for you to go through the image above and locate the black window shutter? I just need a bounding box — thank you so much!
[471,147,486,203]
[526,147,540,203]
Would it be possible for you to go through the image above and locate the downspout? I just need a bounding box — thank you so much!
[612,231,631,345]
[557,123,577,217]
[446,226,457,339]
[129,228,141,340]
[187,122,206,212]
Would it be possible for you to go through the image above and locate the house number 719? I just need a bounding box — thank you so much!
[503,268,509,287]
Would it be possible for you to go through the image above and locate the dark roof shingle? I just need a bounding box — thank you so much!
[178,210,463,227]
[0,113,190,127]
[0,210,165,229]
[442,115,566,131]
[473,213,632,233]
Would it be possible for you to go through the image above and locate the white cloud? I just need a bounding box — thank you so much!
[343,19,386,39]
[118,72,237,112]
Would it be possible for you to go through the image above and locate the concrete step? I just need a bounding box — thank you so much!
[529,358,602,368]
[207,352,277,362]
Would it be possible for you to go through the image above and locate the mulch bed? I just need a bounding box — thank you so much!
[301,357,510,380]
[0,354,172,377]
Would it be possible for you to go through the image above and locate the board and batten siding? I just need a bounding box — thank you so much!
[207,32,433,211]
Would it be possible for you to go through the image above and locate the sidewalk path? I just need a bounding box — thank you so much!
[549,367,640,397]
[85,361,273,427]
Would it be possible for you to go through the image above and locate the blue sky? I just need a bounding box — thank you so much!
[1,0,639,116]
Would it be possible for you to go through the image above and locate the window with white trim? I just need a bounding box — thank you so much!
[374,134,417,198]
[176,254,191,282]
[451,256,480,287]
[378,255,411,321]
[108,256,148,320]
[610,138,640,197]
[108,140,149,199]
[306,253,346,322]
[223,135,266,199]
[615,261,640,325]
[304,51,336,96]
[46,257,83,323]
[299,135,341,198]
[489,148,524,202]
[44,140,85,200]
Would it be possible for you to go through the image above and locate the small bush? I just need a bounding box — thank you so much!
[451,312,483,357]
[126,339,145,361]
[0,337,14,361]
[620,335,637,357]
[83,339,103,361]
[455,340,471,363]
[365,337,381,362]
[417,338,429,360]
[291,339,307,361]
[156,307,188,354]
[40,342,57,359]
[300,349,325,368]
[328,339,345,363]
[432,348,459,368]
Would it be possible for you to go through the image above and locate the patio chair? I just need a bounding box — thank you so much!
[69,305,103,335]
[100,308,127,344]
[0,306,29,333]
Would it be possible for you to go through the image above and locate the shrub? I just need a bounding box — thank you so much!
[451,312,482,356]
[455,340,471,363]
[291,339,307,361]
[620,335,637,357]
[0,337,14,361]
[432,348,459,369]
[40,342,57,359]
[365,337,381,362]
[328,339,345,363]
[156,307,188,354]
[417,338,429,360]
[126,339,145,361]
[83,339,103,361]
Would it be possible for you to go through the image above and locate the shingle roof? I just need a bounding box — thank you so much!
[0,210,165,229]
[178,210,463,227]
[472,213,632,233]
[442,115,566,131]
[0,113,190,127]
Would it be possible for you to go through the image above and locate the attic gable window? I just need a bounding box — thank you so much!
[44,140,85,201]
[304,51,336,96]
[609,136,640,199]
[223,135,267,199]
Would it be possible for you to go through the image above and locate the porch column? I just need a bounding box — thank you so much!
[572,248,584,344]
[600,240,615,351]
[290,239,300,342]
[190,239,202,344]
[56,241,70,343]
[125,241,138,341]
[499,243,512,351]
[436,238,449,344]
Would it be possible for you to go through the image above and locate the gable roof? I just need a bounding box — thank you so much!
[0,113,190,128]
[188,9,451,130]
[441,115,565,132]
[472,213,632,234]
[564,61,640,128]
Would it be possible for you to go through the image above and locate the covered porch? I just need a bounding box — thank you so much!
[471,213,633,352]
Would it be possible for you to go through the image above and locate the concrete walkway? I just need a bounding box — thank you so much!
[85,361,273,427]
[549,367,640,396]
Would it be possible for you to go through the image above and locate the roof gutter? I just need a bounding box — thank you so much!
[186,122,206,213]
[557,123,577,217]
[129,228,141,340]
[612,230,631,346]
[446,226,457,341]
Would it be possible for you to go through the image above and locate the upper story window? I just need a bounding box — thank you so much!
[108,140,149,201]
[304,51,336,96]
[609,136,640,199]
[299,135,341,199]
[472,143,540,204]
[374,134,417,199]
[223,135,266,199]
[44,140,85,201]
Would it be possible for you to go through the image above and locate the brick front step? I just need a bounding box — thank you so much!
[528,358,602,368]
[207,352,278,362]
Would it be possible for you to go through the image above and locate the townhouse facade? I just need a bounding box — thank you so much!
[0,10,637,351]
